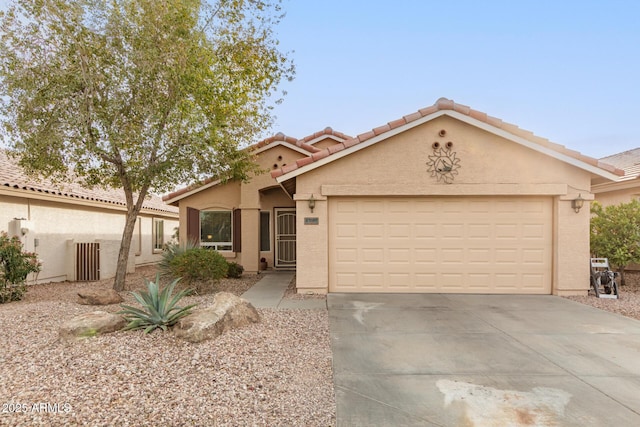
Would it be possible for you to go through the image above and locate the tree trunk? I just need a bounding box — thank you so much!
[113,189,148,291]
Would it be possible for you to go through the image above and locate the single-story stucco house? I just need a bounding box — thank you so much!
[164,98,624,296]
[1,150,179,284]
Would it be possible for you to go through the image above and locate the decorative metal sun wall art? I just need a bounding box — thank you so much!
[426,142,461,184]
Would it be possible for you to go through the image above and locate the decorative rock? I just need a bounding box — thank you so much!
[174,292,260,343]
[59,311,127,340]
[77,289,124,305]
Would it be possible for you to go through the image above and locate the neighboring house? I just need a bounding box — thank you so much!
[1,150,179,284]
[592,148,640,205]
[164,97,623,296]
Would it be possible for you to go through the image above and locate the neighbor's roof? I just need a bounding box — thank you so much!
[599,148,640,182]
[0,150,178,215]
[162,127,352,204]
[271,97,624,181]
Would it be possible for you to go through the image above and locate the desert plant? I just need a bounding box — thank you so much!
[118,274,196,334]
[158,239,199,278]
[167,247,229,288]
[0,232,41,303]
[227,262,244,279]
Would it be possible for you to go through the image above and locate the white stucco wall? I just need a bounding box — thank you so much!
[1,194,177,284]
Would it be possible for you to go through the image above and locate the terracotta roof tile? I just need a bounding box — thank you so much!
[343,138,360,148]
[269,97,625,179]
[270,169,284,179]
[296,142,322,153]
[327,142,346,155]
[388,118,407,130]
[281,163,298,175]
[469,109,488,122]
[435,97,454,110]
[1,151,177,214]
[311,150,330,162]
[403,111,422,123]
[357,130,376,142]
[301,126,352,143]
[372,124,391,136]
[296,156,314,168]
[453,102,471,115]
[418,105,438,116]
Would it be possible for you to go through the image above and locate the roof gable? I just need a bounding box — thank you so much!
[272,98,624,182]
[163,127,351,204]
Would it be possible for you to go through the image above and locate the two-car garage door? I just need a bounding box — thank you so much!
[329,197,552,294]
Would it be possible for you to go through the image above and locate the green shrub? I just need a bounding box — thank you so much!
[226,262,244,278]
[168,247,229,287]
[118,273,196,334]
[158,239,199,278]
[0,232,41,303]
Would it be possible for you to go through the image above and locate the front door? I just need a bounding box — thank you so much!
[275,209,296,268]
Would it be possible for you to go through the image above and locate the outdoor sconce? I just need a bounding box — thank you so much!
[308,194,316,213]
[572,194,584,213]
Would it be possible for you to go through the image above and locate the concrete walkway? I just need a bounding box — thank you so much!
[241,271,326,309]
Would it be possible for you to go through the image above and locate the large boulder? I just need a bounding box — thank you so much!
[77,289,123,305]
[59,311,127,340]
[174,292,260,343]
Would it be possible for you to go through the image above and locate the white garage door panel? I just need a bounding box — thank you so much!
[329,197,552,294]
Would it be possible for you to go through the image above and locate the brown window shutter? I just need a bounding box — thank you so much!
[233,209,242,252]
[187,207,200,245]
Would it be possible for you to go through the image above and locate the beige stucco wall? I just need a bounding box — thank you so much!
[175,144,303,272]
[0,194,177,284]
[294,116,594,295]
[593,186,639,206]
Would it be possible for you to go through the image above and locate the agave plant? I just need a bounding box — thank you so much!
[118,274,196,334]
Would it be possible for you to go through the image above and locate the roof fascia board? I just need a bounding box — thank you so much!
[592,178,640,194]
[447,111,622,181]
[253,140,312,156]
[163,178,223,205]
[0,186,178,217]
[276,109,620,183]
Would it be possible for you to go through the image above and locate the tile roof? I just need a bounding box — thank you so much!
[163,127,352,202]
[251,127,352,154]
[271,97,625,179]
[600,148,640,181]
[0,150,178,214]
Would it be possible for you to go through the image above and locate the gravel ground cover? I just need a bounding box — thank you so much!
[0,267,335,426]
[564,272,640,321]
[3,265,639,426]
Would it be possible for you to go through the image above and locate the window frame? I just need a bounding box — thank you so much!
[152,218,164,253]
[200,210,233,251]
[260,210,271,252]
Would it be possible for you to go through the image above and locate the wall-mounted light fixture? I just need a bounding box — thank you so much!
[308,194,316,213]
[572,194,584,213]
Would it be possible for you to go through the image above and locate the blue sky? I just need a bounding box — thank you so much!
[1,0,638,159]
[268,0,640,159]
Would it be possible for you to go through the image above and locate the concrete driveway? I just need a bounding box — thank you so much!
[328,294,640,426]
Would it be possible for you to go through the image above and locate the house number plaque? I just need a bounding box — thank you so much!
[304,217,319,225]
